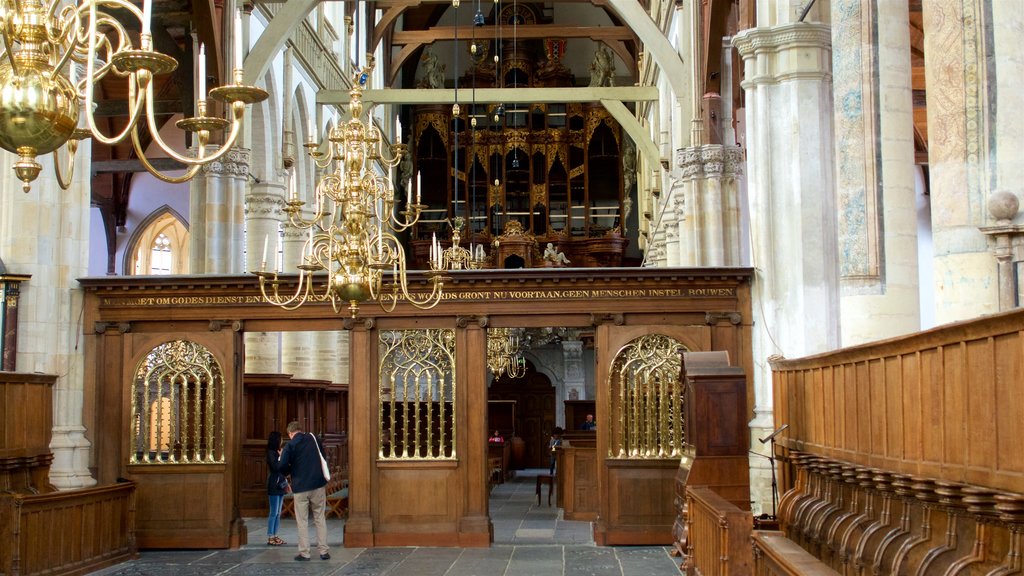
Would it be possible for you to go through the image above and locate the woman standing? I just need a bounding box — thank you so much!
[266,430,289,546]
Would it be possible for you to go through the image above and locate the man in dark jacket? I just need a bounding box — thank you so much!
[279,421,330,561]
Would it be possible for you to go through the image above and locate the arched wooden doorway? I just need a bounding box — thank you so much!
[488,360,555,469]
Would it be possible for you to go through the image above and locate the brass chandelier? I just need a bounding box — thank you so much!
[0,0,267,192]
[487,327,525,378]
[254,58,446,318]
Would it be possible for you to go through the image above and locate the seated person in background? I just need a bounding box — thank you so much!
[580,414,597,431]
[489,430,504,443]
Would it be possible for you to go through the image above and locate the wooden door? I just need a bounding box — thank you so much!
[488,362,554,469]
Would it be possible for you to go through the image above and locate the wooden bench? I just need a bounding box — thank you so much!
[535,474,555,506]
[281,477,348,518]
[752,532,840,576]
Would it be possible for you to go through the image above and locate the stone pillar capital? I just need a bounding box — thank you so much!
[733,23,832,86]
[675,144,744,180]
[200,146,252,177]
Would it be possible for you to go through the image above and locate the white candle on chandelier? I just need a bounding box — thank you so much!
[234,10,244,71]
[308,115,316,143]
[142,0,152,35]
[261,234,269,268]
[416,171,422,203]
[197,44,206,100]
[395,115,402,144]
[288,170,297,201]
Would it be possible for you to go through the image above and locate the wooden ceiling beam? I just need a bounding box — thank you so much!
[392,24,635,45]
[92,158,188,174]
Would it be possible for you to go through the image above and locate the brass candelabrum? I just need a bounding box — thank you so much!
[487,327,526,379]
[254,57,447,318]
[0,0,267,192]
[439,217,489,270]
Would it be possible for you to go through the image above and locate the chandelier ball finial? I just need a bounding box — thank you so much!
[0,60,79,157]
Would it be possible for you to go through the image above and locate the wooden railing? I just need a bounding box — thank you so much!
[766,309,1024,574]
[681,486,752,575]
[0,481,136,576]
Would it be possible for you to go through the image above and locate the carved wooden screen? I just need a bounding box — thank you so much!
[378,328,457,460]
[607,334,685,459]
[129,340,226,464]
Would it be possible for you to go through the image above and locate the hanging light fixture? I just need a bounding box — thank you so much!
[487,327,525,378]
[0,1,267,192]
[253,57,446,318]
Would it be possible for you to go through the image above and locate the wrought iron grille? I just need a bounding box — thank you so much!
[608,334,685,459]
[378,329,457,460]
[130,340,226,464]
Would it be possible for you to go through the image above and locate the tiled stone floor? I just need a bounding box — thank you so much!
[89,470,682,575]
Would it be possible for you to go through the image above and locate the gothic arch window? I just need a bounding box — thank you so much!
[607,334,686,459]
[129,208,189,275]
[130,340,226,464]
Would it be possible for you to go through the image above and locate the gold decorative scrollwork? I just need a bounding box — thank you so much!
[584,110,621,147]
[607,334,686,459]
[130,340,226,464]
[415,113,450,148]
[531,184,547,207]
[378,329,457,460]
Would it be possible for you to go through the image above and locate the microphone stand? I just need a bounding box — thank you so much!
[767,435,778,519]
[751,423,787,523]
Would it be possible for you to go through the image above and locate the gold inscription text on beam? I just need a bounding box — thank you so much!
[102,286,736,308]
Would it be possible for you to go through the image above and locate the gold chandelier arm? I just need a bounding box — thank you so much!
[0,0,19,73]
[129,125,203,183]
[51,139,81,191]
[255,270,316,310]
[140,99,246,167]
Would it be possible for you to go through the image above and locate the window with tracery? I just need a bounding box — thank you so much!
[149,233,172,274]
[607,334,686,459]
[131,210,189,275]
[130,340,226,464]
[378,329,457,460]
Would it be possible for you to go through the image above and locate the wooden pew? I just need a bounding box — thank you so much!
[0,372,137,576]
[681,486,753,575]
[763,309,1024,574]
[0,482,137,576]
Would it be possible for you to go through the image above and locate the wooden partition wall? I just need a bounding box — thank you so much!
[80,268,753,548]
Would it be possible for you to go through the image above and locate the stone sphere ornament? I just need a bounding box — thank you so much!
[988,190,1020,223]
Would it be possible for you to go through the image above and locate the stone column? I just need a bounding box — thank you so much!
[334,330,351,385]
[734,21,838,514]
[281,220,315,377]
[190,147,250,274]
[833,0,920,345]
[676,146,744,266]
[562,340,585,401]
[923,0,1009,323]
[0,142,96,489]
[245,179,285,373]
